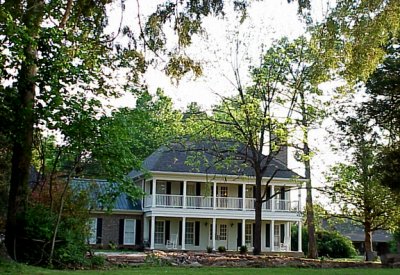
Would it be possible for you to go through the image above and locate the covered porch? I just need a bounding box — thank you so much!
[143,215,303,253]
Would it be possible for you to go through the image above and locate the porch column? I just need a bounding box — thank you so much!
[287,222,291,250]
[271,184,275,211]
[213,181,217,210]
[212,217,216,251]
[270,220,275,252]
[242,183,246,211]
[150,215,155,249]
[183,180,187,208]
[241,219,246,246]
[298,221,302,252]
[152,178,156,207]
[181,217,186,250]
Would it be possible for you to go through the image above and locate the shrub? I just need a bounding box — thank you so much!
[317,230,357,258]
[218,246,226,253]
[90,255,106,267]
[291,226,357,258]
[206,246,213,253]
[239,245,248,254]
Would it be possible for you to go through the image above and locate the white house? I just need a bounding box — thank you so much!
[128,142,304,253]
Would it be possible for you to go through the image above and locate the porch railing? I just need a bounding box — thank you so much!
[144,195,298,212]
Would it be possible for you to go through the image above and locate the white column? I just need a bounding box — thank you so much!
[213,181,217,210]
[182,217,186,250]
[242,183,246,211]
[270,220,275,252]
[287,222,291,251]
[212,217,216,251]
[271,184,275,211]
[183,180,187,208]
[241,219,246,246]
[152,178,156,207]
[150,215,155,249]
[298,221,302,252]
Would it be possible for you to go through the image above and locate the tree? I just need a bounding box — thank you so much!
[0,0,226,260]
[326,116,400,261]
[184,40,297,255]
[270,36,331,258]
[361,44,400,194]
[315,0,400,82]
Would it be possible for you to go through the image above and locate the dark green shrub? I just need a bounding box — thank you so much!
[316,230,357,258]
[206,246,213,253]
[291,226,357,258]
[90,255,106,267]
[239,245,248,254]
[218,246,226,253]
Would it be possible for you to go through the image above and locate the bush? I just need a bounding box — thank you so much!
[218,246,226,253]
[317,230,357,258]
[291,226,357,258]
[239,245,248,254]
[206,246,213,253]
[144,254,171,266]
[90,255,106,267]
[16,186,92,268]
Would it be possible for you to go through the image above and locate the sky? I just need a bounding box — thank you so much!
[108,0,340,205]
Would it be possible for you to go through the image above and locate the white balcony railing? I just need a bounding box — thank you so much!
[187,196,213,208]
[156,194,183,207]
[144,194,298,212]
[216,197,242,210]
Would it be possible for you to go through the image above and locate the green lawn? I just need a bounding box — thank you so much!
[1,261,400,275]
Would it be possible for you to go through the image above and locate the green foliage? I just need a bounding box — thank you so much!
[206,246,213,253]
[316,230,357,258]
[218,246,226,253]
[239,245,248,254]
[89,255,106,268]
[291,226,357,258]
[21,192,91,268]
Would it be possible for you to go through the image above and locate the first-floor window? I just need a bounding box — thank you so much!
[124,219,136,245]
[245,224,252,245]
[219,224,227,241]
[88,218,97,244]
[274,224,280,247]
[155,221,164,244]
[185,222,194,245]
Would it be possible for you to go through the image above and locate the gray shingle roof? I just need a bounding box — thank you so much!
[71,178,142,211]
[129,142,302,180]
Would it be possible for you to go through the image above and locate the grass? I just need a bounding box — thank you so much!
[1,260,400,275]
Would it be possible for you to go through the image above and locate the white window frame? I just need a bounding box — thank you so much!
[155,220,165,244]
[156,181,166,194]
[245,223,252,246]
[124,219,136,245]
[219,224,227,241]
[185,222,194,245]
[186,182,196,196]
[274,224,280,247]
[88,218,97,244]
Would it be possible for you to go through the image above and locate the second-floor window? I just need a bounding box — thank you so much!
[156,182,166,194]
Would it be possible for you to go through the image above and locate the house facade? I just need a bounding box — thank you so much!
[128,143,304,253]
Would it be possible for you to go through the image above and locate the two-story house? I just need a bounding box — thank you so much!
[126,142,304,253]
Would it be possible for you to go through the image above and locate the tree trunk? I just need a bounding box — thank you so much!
[304,131,317,258]
[253,174,262,255]
[4,0,44,260]
[365,221,374,261]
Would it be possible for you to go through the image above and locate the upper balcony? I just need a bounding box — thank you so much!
[144,194,298,212]
[141,178,301,214]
